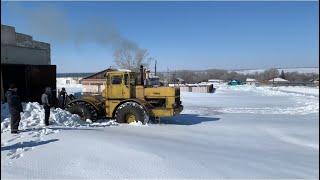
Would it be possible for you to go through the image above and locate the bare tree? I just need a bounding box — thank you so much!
[279,70,286,79]
[157,68,317,84]
[113,48,152,72]
[263,68,279,80]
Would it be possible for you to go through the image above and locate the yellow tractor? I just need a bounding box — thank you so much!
[66,66,183,124]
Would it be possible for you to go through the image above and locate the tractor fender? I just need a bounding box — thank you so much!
[112,98,151,118]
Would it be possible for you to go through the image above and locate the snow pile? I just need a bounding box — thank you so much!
[222,85,289,96]
[88,119,119,127]
[1,102,118,133]
[50,107,85,127]
[1,103,10,121]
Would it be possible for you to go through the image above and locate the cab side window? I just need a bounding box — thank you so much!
[111,76,122,84]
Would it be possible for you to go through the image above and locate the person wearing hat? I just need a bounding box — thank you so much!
[5,83,23,134]
[58,87,67,110]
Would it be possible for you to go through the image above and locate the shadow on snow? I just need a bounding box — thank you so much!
[1,139,59,151]
[159,114,220,125]
[19,127,103,133]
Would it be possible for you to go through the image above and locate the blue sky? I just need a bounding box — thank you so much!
[1,1,319,73]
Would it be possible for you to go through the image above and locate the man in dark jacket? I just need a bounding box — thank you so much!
[5,84,23,134]
[58,87,67,109]
[41,87,52,126]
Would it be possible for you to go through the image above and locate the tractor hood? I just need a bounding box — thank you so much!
[144,87,180,97]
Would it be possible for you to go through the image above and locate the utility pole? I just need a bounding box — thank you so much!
[167,67,170,84]
[154,60,157,76]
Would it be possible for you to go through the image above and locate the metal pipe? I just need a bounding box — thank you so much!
[140,65,144,86]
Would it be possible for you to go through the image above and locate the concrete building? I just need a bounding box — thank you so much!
[171,84,215,93]
[1,24,56,102]
[1,25,50,65]
[57,77,83,85]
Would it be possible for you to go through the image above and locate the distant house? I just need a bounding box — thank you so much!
[175,78,185,84]
[208,79,224,83]
[80,69,109,94]
[57,77,82,85]
[268,77,289,85]
[314,78,319,87]
[246,78,257,85]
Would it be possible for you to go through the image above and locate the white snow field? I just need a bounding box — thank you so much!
[233,67,319,74]
[1,85,319,179]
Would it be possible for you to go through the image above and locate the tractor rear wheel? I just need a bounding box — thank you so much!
[66,101,98,121]
[115,102,149,124]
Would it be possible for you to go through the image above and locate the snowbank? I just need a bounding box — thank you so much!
[266,86,319,97]
[1,102,118,133]
[217,85,319,97]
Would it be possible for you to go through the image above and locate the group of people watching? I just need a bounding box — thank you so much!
[5,84,68,134]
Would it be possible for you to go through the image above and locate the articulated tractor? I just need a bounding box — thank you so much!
[66,66,183,124]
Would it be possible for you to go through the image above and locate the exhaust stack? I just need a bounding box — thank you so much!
[140,65,144,86]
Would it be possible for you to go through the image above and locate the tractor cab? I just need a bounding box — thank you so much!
[104,70,134,99]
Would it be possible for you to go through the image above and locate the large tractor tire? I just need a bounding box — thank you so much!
[115,102,149,124]
[66,101,99,121]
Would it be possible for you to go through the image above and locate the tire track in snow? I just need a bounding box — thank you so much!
[265,129,319,150]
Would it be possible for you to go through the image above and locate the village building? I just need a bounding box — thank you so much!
[268,77,289,85]
[314,78,319,87]
[80,69,109,95]
[208,79,224,84]
[246,78,257,85]
[57,77,83,85]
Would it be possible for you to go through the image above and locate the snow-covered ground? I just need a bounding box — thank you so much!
[1,85,318,179]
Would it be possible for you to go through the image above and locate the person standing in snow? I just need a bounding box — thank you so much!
[58,87,67,110]
[5,83,23,134]
[41,87,52,126]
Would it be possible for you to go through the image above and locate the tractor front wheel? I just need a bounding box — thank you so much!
[66,101,99,121]
[115,102,149,124]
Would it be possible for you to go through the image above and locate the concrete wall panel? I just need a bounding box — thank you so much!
[1,45,50,65]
